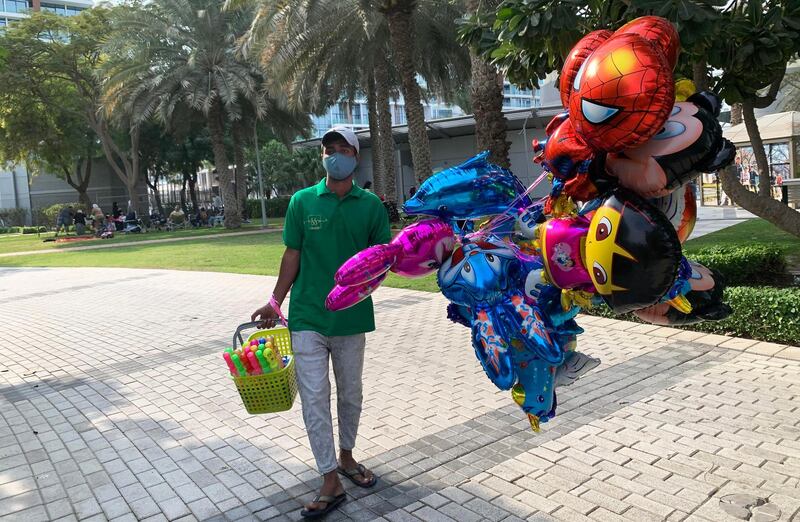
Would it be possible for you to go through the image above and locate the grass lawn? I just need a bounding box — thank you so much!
[0,232,441,292]
[1,217,795,295]
[0,217,284,255]
[684,218,800,267]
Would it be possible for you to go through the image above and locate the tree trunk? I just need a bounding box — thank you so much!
[232,122,248,220]
[125,126,143,216]
[730,102,743,125]
[692,61,709,92]
[62,156,92,208]
[208,100,241,228]
[366,71,385,197]
[90,112,143,215]
[386,6,431,180]
[145,168,165,217]
[468,0,509,168]
[179,173,189,215]
[741,102,772,198]
[719,165,800,237]
[718,100,800,237]
[375,54,397,202]
[188,168,199,212]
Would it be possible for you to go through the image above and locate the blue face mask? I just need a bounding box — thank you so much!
[323,153,358,180]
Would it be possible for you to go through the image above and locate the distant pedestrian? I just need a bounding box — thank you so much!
[54,205,74,237]
[74,208,87,235]
[408,186,416,199]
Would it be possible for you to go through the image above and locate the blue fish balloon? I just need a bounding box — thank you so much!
[403,152,531,222]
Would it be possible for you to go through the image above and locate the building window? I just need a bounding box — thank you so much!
[3,0,30,13]
[65,5,83,15]
[40,2,66,13]
[735,142,792,187]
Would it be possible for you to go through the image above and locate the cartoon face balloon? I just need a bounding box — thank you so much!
[583,189,683,313]
[391,219,455,278]
[569,32,675,152]
[437,239,521,307]
[605,93,736,198]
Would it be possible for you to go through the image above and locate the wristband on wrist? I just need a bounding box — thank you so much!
[269,294,287,325]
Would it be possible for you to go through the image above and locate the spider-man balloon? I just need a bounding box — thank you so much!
[568,32,675,152]
[560,30,612,107]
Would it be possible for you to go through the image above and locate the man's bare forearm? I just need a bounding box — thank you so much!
[271,248,300,306]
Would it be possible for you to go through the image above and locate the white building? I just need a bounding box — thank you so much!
[298,81,560,201]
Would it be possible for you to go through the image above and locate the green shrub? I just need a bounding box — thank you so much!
[33,202,88,230]
[21,226,47,234]
[0,208,28,227]
[246,196,292,219]
[584,286,800,345]
[687,246,788,286]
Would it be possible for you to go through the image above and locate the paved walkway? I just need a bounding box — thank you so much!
[1,268,798,522]
[688,207,755,240]
[0,229,275,259]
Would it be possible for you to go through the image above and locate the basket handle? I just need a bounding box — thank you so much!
[232,318,286,348]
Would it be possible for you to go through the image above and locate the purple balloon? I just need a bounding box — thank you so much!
[335,243,401,286]
[326,272,388,312]
[391,219,455,278]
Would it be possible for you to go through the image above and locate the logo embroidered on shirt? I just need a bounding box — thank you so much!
[305,215,327,230]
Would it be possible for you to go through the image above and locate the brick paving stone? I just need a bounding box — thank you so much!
[1,268,799,521]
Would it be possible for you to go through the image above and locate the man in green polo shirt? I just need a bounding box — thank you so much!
[251,127,390,518]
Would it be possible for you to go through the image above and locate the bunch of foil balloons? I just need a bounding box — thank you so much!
[327,16,735,432]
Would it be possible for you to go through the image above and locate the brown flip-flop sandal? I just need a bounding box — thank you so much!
[300,492,346,518]
[337,463,377,488]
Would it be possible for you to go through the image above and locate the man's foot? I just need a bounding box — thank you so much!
[338,453,376,488]
[301,471,345,517]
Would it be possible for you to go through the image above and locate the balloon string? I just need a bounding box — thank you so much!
[467,172,549,240]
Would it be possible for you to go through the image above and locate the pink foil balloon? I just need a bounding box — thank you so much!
[326,272,388,312]
[391,219,455,278]
[335,243,401,286]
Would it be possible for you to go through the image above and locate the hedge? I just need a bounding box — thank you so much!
[33,202,89,230]
[0,208,28,227]
[21,226,47,234]
[0,226,46,234]
[245,196,291,219]
[584,286,800,345]
[687,245,788,286]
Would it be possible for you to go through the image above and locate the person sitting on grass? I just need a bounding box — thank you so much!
[168,205,186,229]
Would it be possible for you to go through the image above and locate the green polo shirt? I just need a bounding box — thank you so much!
[283,178,391,336]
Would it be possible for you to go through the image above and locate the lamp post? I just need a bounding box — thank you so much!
[253,122,268,228]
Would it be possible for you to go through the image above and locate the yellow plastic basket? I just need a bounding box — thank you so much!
[230,322,297,414]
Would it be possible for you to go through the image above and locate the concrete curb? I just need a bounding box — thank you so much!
[578,314,800,362]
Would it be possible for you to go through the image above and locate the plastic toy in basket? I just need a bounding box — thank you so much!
[224,320,297,414]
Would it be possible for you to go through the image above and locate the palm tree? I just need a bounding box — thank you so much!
[378,0,432,179]
[101,0,298,228]
[466,0,509,167]
[245,0,468,200]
